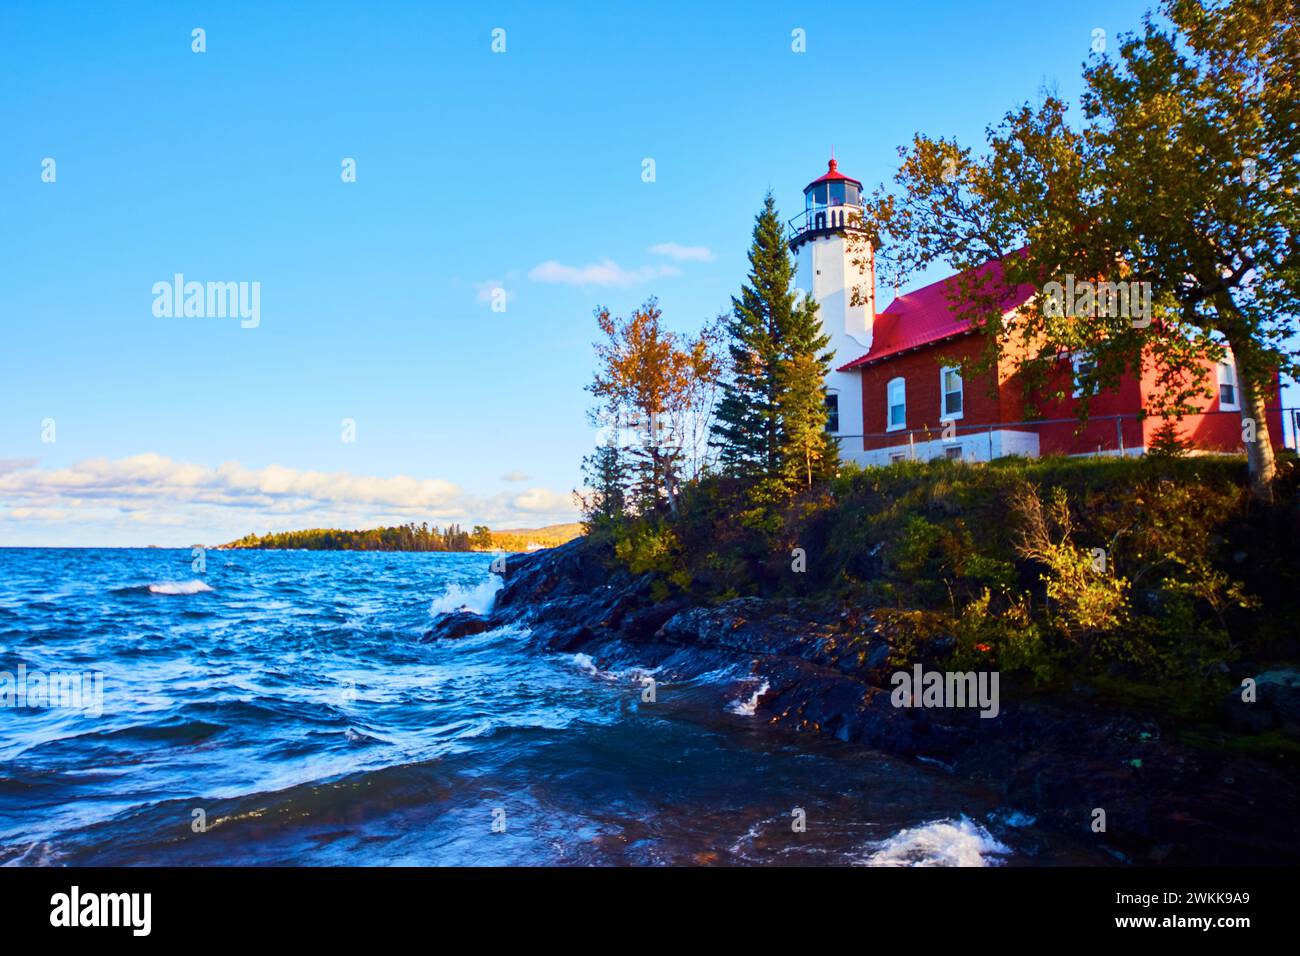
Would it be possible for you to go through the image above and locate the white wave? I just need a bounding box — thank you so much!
[572,653,657,683]
[3,841,59,867]
[148,580,213,595]
[428,575,503,617]
[727,820,766,855]
[860,817,1012,867]
[727,681,770,716]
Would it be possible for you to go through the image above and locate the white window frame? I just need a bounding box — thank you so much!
[1071,352,1096,400]
[940,365,964,421]
[886,377,906,432]
[1217,356,1240,411]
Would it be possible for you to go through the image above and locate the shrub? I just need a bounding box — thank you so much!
[603,453,1295,713]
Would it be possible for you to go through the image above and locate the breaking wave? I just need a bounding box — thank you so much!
[860,817,1012,867]
[146,580,213,595]
[428,575,502,617]
[571,653,657,683]
[727,681,770,716]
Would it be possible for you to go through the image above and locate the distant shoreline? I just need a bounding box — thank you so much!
[219,522,583,554]
[216,544,499,553]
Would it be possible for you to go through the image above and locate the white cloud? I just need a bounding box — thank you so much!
[511,487,575,513]
[500,470,531,482]
[0,454,461,510]
[0,455,580,545]
[528,259,680,287]
[648,242,714,262]
[6,507,69,521]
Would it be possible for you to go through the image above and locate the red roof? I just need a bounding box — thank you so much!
[838,260,1033,371]
[806,157,862,190]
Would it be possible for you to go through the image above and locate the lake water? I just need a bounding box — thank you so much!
[0,548,1107,866]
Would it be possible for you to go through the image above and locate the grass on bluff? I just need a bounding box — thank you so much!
[595,451,1299,720]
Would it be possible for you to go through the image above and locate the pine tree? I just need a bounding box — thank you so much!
[777,246,838,490]
[1147,419,1191,459]
[713,193,837,491]
[777,351,839,489]
[712,193,795,480]
[580,442,629,525]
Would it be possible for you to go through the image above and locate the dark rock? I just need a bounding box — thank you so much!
[466,534,1300,865]
[422,610,493,641]
[493,537,615,611]
[1223,669,1300,736]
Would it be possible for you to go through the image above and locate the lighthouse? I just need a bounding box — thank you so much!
[789,156,875,456]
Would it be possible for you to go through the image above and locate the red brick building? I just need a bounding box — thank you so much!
[789,157,1285,465]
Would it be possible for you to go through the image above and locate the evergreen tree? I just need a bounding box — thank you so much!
[712,194,788,479]
[712,192,836,490]
[777,350,839,489]
[776,231,839,490]
[579,441,629,525]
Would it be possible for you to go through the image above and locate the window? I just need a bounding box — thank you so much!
[940,366,963,420]
[887,377,906,431]
[1218,358,1239,410]
[945,445,963,460]
[1071,353,1096,399]
[889,452,907,464]
[825,393,840,433]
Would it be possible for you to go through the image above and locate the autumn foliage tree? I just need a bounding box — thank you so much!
[585,299,720,516]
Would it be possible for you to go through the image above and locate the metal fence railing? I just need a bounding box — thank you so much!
[835,407,1299,464]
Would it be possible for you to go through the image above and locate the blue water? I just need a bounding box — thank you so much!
[0,548,1105,866]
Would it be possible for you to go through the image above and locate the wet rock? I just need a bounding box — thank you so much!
[473,535,1300,864]
[422,610,494,641]
[493,537,615,611]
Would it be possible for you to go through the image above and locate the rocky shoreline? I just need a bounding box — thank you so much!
[426,537,1300,865]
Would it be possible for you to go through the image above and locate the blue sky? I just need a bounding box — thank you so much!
[0,0,1185,546]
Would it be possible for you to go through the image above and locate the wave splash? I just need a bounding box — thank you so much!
[727,681,770,716]
[572,653,657,683]
[428,575,503,617]
[147,580,213,595]
[861,817,1012,867]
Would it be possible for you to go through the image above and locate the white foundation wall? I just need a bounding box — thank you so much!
[845,429,1042,468]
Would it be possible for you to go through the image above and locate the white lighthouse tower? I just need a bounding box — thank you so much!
[789,156,875,461]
